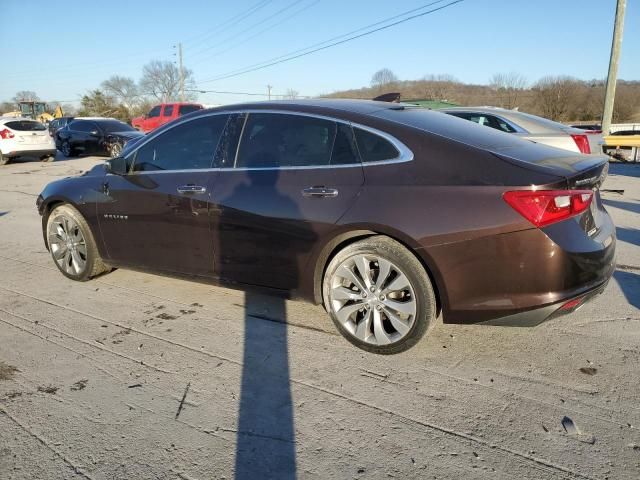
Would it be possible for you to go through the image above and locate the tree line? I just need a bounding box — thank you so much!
[0,60,198,123]
[329,68,640,123]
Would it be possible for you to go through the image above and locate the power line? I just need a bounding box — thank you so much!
[197,0,460,84]
[185,88,312,98]
[188,0,307,63]
[194,0,321,65]
[183,0,274,51]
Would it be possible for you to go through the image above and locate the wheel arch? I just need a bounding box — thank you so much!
[311,227,444,317]
[40,196,76,251]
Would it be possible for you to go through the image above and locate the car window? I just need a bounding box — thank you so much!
[148,106,162,118]
[99,120,135,133]
[163,105,174,117]
[179,105,202,115]
[5,120,47,131]
[353,127,399,163]
[71,121,95,133]
[236,113,343,168]
[132,115,229,172]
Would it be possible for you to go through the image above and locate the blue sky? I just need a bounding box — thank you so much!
[1,0,638,106]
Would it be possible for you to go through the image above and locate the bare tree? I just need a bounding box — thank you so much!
[422,74,459,101]
[533,76,581,121]
[371,68,398,88]
[101,76,140,108]
[13,91,39,103]
[0,101,16,114]
[489,72,527,109]
[139,60,196,102]
[284,88,299,99]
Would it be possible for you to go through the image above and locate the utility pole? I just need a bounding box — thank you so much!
[178,42,185,102]
[267,85,273,101]
[601,0,626,135]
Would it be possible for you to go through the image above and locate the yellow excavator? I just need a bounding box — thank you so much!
[1,101,64,123]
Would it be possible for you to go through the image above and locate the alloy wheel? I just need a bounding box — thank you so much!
[328,254,417,346]
[61,142,71,157]
[110,143,122,158]
[48,214,88,276]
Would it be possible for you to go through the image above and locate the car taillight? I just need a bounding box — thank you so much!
[0,128,15,139]
[503,190,593,228]
[570,134,591,154]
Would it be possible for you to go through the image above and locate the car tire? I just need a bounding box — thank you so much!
[109,142,123,158]
[322,236,437,354]
[0,152,8,166]
[46,204,110,281]
[41,155,55,162]
[61,141,75,158]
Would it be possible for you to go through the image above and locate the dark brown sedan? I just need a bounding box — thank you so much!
[37,100,616,354]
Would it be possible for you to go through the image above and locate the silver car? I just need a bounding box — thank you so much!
[440,107,602,154]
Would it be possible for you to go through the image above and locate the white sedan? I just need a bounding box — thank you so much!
[0,117,56,165]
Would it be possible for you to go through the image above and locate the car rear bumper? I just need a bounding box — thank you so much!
[3,148,57,158]
[421,207,616,326]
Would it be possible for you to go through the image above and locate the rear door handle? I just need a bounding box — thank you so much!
[302,187,339,198]
[177,185,207,194]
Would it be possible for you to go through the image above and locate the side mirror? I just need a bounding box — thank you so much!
[105,156,128,176]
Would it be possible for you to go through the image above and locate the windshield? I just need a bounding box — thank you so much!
[99,120,135,133]
[5,120,47,131]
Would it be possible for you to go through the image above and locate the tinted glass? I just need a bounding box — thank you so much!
[98,120,135,133]
[179,105,202,115]
[70,121,95,133]
[132,115,228,172]
[214,113,246,168]
[148,106,161,118]
[331,123,360,165]
[5,120,46,131]
[236,113,337,168]
[354,127,399,162]
[163,105,174,116]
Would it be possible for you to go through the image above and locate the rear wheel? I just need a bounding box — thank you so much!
[322,236,437,354]
[41,155,55,162]
[46,204,109,281]
[0,152,8,166]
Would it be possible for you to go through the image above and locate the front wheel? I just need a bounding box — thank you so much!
[109,142,123,158]
[323,236,437,354]
[46,204,109,281]
[60,141,75,158]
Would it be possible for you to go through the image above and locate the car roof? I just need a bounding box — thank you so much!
[0,116,43,124]
[201,99,407,117]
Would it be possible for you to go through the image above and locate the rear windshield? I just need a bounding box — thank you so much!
[5,120,46,131]
[179,105,202,115]
[99,120,136,133]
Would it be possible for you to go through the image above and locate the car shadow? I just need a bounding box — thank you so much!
[613,270,640,310]
[616,227,640,247]
[215,168,317,479]
[603,198,640,215]
[608,163,640,179]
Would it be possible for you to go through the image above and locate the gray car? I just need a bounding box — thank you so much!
[441,107,603,155]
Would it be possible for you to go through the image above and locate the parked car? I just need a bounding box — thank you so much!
[131,102,203,133]
[570,124,602,133]
[37,100,615,354]
[0,117,56,165]
[56,118,144,158]
[604,129,640,161]
[48,116,75,137]
[441,107,602,154]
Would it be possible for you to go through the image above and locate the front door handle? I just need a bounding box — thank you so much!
[302,186,339,198]
[177,185,207,194]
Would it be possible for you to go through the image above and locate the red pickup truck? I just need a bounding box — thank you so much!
[131,102,203,133]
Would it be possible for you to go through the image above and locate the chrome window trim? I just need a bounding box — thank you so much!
[123,108,414,174]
